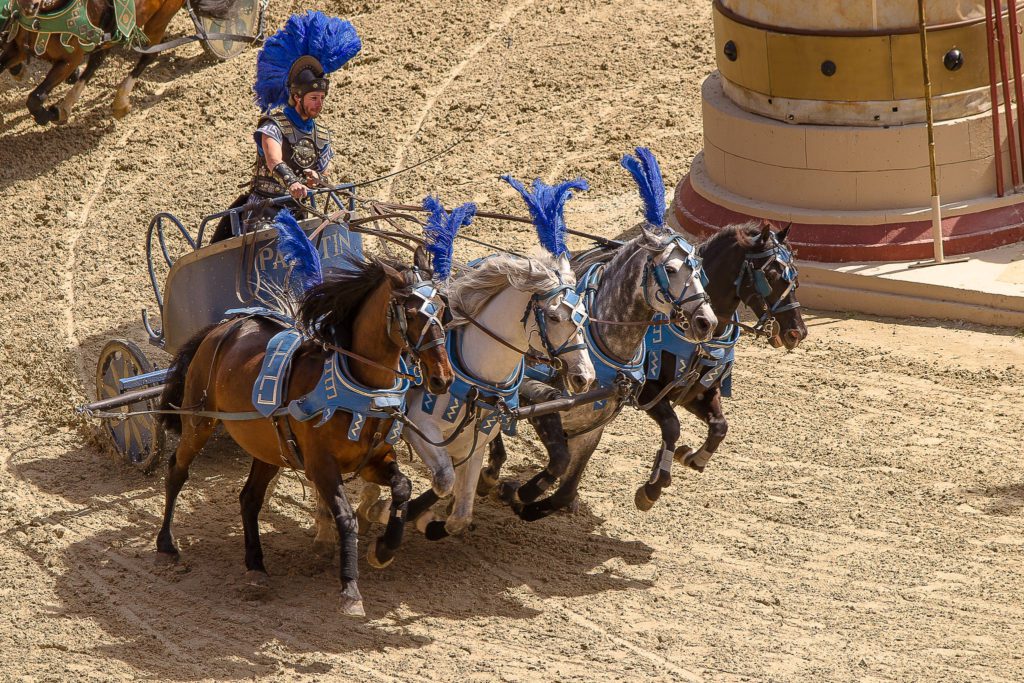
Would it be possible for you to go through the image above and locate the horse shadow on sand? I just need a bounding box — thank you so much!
[11,402,657,678]
[0,50,218,187]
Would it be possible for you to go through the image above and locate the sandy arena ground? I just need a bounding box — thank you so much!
[2,1,1024,680]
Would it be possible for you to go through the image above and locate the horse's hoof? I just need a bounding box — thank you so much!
[366,537,394,570]
[680,448,709,473]
[674,446,695,463]
[635,486,656,512]
[567,497,581,514]
[112,103,130,120]
[339,583,365,617]
[414,510,435,534]
[312,539,335,560]
[424,520,449,541]
[154,551,179,566]
[476,469,498,496]
[241,570,270,601]
[57,106,71,125]
[31,108,56,126]
[10,64,25,80]
[339,597,365,617]
[498,480,520,504]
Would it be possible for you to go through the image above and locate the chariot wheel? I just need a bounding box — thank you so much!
[95,339,165,473]
[194,0,265,61]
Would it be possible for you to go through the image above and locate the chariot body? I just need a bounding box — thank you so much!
[81,188,360,471]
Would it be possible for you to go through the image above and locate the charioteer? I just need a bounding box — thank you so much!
[212,11,361,242]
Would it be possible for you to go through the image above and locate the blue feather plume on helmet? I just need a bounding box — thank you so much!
[254,11,362,112]
[500,175,589,257]
[272,209,323,291]
[621,147,667,229]
[422,196,475,280]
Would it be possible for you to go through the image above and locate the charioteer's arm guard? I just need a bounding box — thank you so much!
[272,162,301,188]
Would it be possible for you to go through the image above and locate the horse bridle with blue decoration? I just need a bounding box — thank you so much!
[588,234,710,328]
[386,271,447,354]
[733,240,800,338]
[455,281,589,368]
[642,235,709,328]
[316,269,447,381]
[525,283,589,372]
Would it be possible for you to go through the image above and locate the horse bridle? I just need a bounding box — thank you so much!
[524,281,589,372]
[642,234,709,330]
[386,269,447,354]
[734,239,800,338]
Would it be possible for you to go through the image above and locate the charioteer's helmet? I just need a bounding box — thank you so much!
[288,56,330,101]
[253,11,362,112]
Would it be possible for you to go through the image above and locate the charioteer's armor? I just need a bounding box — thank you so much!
[211,15,360,243]
[243,56,336,227]
[250,109,334,201]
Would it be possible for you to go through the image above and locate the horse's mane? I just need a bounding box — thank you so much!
[697,221,760,260]
[297,256,406,348]
[569,226,676,277]
[448,253,569,327]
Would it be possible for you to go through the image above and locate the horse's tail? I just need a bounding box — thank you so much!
[190,0,233,21]
[159,325,216,434]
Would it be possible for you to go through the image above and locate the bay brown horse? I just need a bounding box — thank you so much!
[157,255,454,617]
[0,0,229,125]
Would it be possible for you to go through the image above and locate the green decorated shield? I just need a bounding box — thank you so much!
[194,0,264,61]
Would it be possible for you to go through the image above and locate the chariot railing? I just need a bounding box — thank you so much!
[142,185,357,347]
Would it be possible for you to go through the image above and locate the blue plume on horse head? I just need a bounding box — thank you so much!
[273,209,323,291]
[500,175,589,257]
[621,147,667,229]
[422,196,476,280]
[254,11,362,112]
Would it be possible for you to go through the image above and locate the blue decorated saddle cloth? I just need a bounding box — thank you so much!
[239,308,409,445]
[644,313,740,397]
[526,264,646,411]
[421,329,523,436]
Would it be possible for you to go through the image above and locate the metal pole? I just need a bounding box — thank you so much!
[994,0,1022,187]
[986,0,1006,197]
[1007,0,1024,171]
[919,0,946,264]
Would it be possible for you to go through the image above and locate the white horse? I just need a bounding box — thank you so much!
[336,252,596,548]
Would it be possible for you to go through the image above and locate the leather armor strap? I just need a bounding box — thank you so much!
[273,162,300,187]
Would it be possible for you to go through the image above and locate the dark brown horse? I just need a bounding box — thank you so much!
[157,255,453,616]
[0,0,229,125]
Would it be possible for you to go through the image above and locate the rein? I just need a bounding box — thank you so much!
[457,313,543,363]
[315,339,419,381]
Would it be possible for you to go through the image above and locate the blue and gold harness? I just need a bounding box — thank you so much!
[423,328,523,436]
[234,308,410,445]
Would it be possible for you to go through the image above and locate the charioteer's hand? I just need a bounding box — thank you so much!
[288,182,308,200]
[303,169,322,187]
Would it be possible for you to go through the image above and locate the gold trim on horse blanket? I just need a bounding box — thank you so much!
[14,0,147,54]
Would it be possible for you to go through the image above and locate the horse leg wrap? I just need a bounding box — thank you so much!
[382,505,406,551]
[648,448,674,486]
[425,520,449,541]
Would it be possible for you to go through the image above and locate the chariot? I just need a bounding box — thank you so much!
[79,187,360,472]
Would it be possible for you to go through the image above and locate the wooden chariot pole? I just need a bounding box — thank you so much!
[912,0,968,268]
